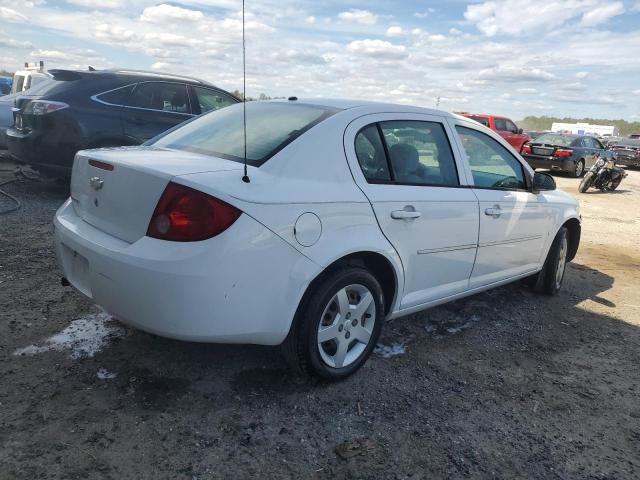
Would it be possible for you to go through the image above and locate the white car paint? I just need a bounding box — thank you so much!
[54,99,580,345]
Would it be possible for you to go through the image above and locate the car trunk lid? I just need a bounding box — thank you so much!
[70,146,242,243]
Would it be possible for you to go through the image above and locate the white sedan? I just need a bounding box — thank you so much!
[54,99,581,379]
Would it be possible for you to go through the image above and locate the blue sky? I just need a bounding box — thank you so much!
[1,0,639,120]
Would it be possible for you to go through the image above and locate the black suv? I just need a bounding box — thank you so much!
[6,69,239,176]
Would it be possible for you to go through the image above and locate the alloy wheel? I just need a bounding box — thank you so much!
[555,235,568,289]
[317,284,376,368]
[575,161,584,177]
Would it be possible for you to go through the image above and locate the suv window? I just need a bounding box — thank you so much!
[468,115,489,127]
[456,126,526,190]
[380,121,459,186]
[505,119,518,134]
[355,125,391,181]
[192,86,237,114]
[494,118,509,131]
[96,85,134,106]
[128,82,190,114]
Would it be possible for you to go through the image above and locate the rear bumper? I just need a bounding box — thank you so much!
[6,127,77,174]
[522,154,574,172]
[54,199,318,345]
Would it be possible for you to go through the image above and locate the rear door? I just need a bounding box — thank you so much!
[121,81,193,142]
[344,113,479,308]
[451,121,549,287]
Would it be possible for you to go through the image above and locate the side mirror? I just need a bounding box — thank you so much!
[533,172,556,191]
[518,128,524,135]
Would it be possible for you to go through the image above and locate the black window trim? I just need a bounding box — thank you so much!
[355,120,461,188]
[455,124,532,193]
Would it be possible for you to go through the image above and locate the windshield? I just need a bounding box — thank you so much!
[153,102,339,167]
[534,133,577,147]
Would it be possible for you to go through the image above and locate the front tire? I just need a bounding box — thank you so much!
[531,227,569,295]
[578,171,595,193]
[282,267,384,380]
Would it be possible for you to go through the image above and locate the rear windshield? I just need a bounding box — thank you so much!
[467,116,489,127]
[534,133,577,147]
[152,102,339,166]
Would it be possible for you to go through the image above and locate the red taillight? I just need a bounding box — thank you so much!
[521,144,531,154]
[554,149,573,157]
[147,182,241,242]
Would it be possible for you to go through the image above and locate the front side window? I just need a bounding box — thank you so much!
[505,120,518,134]
[192,86,237,114]
[354,125,391,181]
[380,121,459,186]
[152,102,339,166]
[494,118,507,131]
[128,82,190,114]
[456,126,526,190]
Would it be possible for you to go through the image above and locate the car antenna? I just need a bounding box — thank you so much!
[241,0,250,183]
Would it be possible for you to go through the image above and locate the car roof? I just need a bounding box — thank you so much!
[269,98,458,118]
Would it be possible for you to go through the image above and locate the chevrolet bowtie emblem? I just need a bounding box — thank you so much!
[89,176,104,190]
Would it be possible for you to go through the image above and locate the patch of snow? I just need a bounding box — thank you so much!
[13,312,126,359]
[96,368,117,380]
[374,342,406,358]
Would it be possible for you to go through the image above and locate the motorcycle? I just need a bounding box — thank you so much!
[578,152,627,193]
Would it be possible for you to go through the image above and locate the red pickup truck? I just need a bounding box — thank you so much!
[461,113,530,152]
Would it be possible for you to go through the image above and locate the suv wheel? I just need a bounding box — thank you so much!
[282,267,384,379]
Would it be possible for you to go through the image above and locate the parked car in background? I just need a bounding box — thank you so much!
[609,138,640,167]
[11,62,51,94]
[54,99,580,379]
[0,76,12,96]
[600,135,624,148]
[7,69,239,176]
[521,133,610,177]
[629,133,640,139]
[460,113,530,152]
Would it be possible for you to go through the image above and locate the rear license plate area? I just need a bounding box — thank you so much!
[61,243,93,298]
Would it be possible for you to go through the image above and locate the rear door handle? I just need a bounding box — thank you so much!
[391,209,421,220]
[484,205,502,217]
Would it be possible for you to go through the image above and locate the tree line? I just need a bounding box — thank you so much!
[518,115,640,136]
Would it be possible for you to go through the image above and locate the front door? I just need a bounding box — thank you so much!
[453,124,549,287]
[345,114,479,308]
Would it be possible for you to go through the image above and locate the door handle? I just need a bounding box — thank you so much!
[391,209,421,220]
[484,205,502,217]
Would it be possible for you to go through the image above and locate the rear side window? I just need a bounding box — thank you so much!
[456,126,526,190]
[128,82,190,114]
[355,125,391,181]
[354,121,459,187]
[152,102,339,166]
[96,85,134,105]
[192,86,237,114]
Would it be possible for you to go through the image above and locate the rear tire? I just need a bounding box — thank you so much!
[531,227,569,295]
[573,159,585,178]
[282,267,384,380]
[578,171,595,193]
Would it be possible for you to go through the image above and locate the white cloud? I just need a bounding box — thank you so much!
[141,4,204,23]
[0,6,27,22]
[338,9,377,25]
[386,26,405,37]
[581,2,625,26]
[449,28,462,36]
[414,8,435,19]
[576,71,590,79]
[464,0,623,36]
[0,31,32,49]
[347,39,406,59]
[633,90,640,95]
[478,65,555,82]
[305,16,315,24]
[66,0,122,8]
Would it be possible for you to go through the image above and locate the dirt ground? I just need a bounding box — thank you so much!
[1,159,639,479]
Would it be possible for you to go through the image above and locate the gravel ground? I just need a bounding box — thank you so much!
[1,161,639,479]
